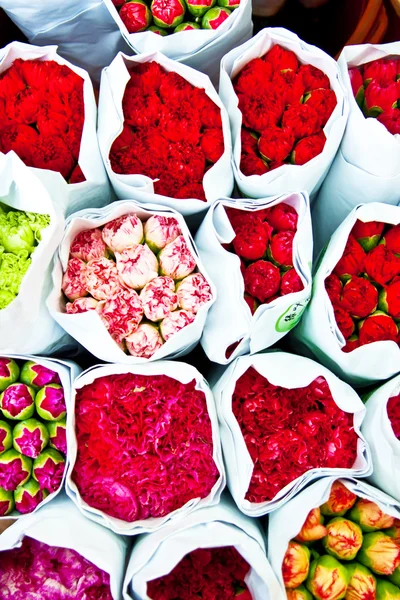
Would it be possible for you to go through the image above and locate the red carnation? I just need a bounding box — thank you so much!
[0,66,26,98]
[159,71,194,105]
[160,101,201,144]
[239,90,284,132]
[122,87,161,128]
[349,67,364,100]
[244,260,281,303]
[36,98,71,138]
[378,107,400,135]
[379,278,400,319]
[281,103,320,139]
[340,276,378,318]
[31,134,75,179]
[168,143,205,184]
[241,129,258,154]
[359,312,398,346]
[291,131,326,165]
[304,88,337,128]
[240,151,269,176]
[383,224,400,254]
[128,62,164,93]
[191,88,222,128]
[234,58,273,96]
[270,230,294,267]
[201,128,224,163]
[387,394,400,439]
[333,235,366,278]
[233,220,269,261]
[70,164,86,184]
[174,183,206,202]
[334,306,355,339]
[364,244,400,285]
[258,126,294,162]
[351,219,384,251]
[264,44,299,73]
[244,293,259,315]
[269,160,286,171]
[119,1,151,33]
[297,64,330,92]
[363,58,398,84]
[364,80,400,114]
[343,335,360,353]
[263,202,298,231]
[280,268,304,295]
[0,123,39,164]
[4,86,43,125]
[325,273,342,306]
[271,69,305,105]
[110,124,136,154]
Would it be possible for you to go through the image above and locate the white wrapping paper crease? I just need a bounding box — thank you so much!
[47,199,216,363]
[0,152,73,355]
[0,42,112,217]
[0,354,81,520]
[313,42,400,253]
[219,27,349,200]
[212,352,371,517]
[268,477,400,596]
[293,202,400,387]
[123,496,284,600]
[0,494,128,600]
[195,192,313,364]
[65,361,226,535]
[97,52,234,220]
[362,375,400,502]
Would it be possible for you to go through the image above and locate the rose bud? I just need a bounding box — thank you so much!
[12,419,49,459]
[159,236,196,280]
[144,215,181,253]
[218,0,240,8]
[387,520,400,544]
[306,555,350,600]
[244,260,281,303]
[14,479,46,514]
[176,273,213,313]
[282,541,310,588]
[376,579,400,600]
[19,362,61,392]
[340,276,378,319]
[0,488,14,516]
[286,586,313,600]
[47,419,66,455]
[334,307,355,340]
[345,563,376,600]
[258,127,294,163]
[379,279,400,319]
[282,104,321,140]
[364,245,400,285]
[66,297,99,314]
[244,293,259,315]
[333,236,366,280]
[365,80,400,115]
[358,532,400,576]
[390,565,400,587]
[363,58,398,84]
[126,323,164,359]
[185,0,216,17]
[101,214,144,253]
[378,107,400,135]
[70,228,108,262]
[0,421,12,455]
[97,288,144,345]
[160,309,196,341]
[86,257,122,300]
[0,358,19,392]
[0,383,35,420]
[233,221,269,261]
[0,450,32,491]
[358,312,398,346]
[201,128,224,164]
[349,67,365,106]
[304,89,337,128]
[383,224,400,255]
[201,6,231,29]
[140,276,178,321]
[32,448,65,492]
[297,64,330,92]
[295,508,327,543]
[119,0,152,33]
[325,274,343,306]
[320,481,357,517]
[349,499,395,532]
[240,150,269,176]
[322,518,363,561]
[269,231,295,268]
[151,0,185,27]
[291,132,326,165]
[263,202,298,232]
[174,22,200,31]
[62,258,88,301]
[264,44,299,73]
[343,334,360,353]
[35,384,66,422]
[281,268,304,295]
[351,220,385,252]
[149,24,169,34]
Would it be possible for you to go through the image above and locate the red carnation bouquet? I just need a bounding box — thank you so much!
[66,363,224,534]
[98,53,233,216]
[213,352,370,516]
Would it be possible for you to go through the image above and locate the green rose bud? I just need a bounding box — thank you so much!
[185,0,216,18]
[35,384,66,421]
[148,25,169,34]
[47,419,67,455]
[322,518,363,561]
[13,419,49,459]
[0,421,12,455]
[0,487,14,516]
[349,499,395,532]
[151,0,185,28]
[0,383,35,420]
[286,586,313,600]
[174,21,201,30]
[306,555,350,600]
[358,532,400,576]
[320,481,357,517]
[33,448,65,493]
[201,6,231,29]
[20,360,61,391]
[0,449,32,491]
[345,563,376,600]
[14,478,48,514]
[217,0,240,8]
[282,541,310,588]
[0,358,20,392]
[376,579,400,600]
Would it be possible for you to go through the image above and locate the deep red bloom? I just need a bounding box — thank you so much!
[240,151,269,176]
[174,182,206,201]
[160,101,201,144]
[383,224,400,254]
[387,394,400,439]
[4,86,43,124]
[0,123,39,164]
[264,44,299,73]
[244,293,259,314]
[30,134,75,179]
[304,88,337,128]
[232,219,269,261]
[334,306,355,339]
[119,1,151,33]
[280,268,304,295]
[364,244,400,285]
[128,62,165,93]
[263,202,298,231]
[291,131,326,165]
[69,164,86,184]
[349,67,364,99]
[241,129,258,154]
[378,107,400,135]
[110,124,136,154]
[201,128,224,163]
[281,103,321,139]
[122,87,161,128]
[364,80,400,114]
[238,90,284,132]
[342,335,360,354]
[333,235,366,278]
[340,276,378,319]
[297,64,330,92]
[351,219,385,250]
[363,58,398,84]
[382,278,400,319]
[271,69,305,105]
[325,273,343,306]
[270,230,295,267]
[258,126,294,162]
[234,58,273,96]
[191,88,222,128]
[159,71,194,105]
[244,260,281,303]
[359,313,398,346]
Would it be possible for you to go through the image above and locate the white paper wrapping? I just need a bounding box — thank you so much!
[65,361,226,535]
[268,477,400,596]
[123,495,284,600]
[0,354,81,521]
[313,42,400,253]
[213,351,371,517]
[219,27,349,200]
[195,192,313,364]
[47,199,216,363]
[293,202,400,387]
[0,494,128,600]
[97,52,234,220]
[0,42,112,217]
[362,375,400,502]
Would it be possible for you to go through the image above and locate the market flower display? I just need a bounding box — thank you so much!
[232,367,358,503]
[0,202,50,309]
[0,536,112,599]
[61,213,213,358]
[146,547,251,599]
[109,61,224,201]
[0,357,66,516]
[71,372,220,523]
[0,58,86,182]
[233,45,336,176]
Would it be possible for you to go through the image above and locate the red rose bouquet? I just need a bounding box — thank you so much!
[66,363,224,534]
[213,352,370,516]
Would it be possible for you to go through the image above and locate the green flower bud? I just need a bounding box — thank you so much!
[174,21,201,31]
[201,6,231,29]
[322,518,363,561]
[387,521,400,544]
[0,383,35,420]
[20,360,60,391]
[0,358,19,392]
[286,585,313,600]
[320,481,357,517]
[306,555,350,600]
[14,478,48,514]
[358,532,400,576]
[148,25,169,35]
[345,562,376,600]
[13,419,49,458]
[389,565,400,587]
[283,541,310,588]
[0,421,12,455]
[376,579,400,600]
[0,487,14,516]
[35,384,66,421]
[349,499,395,532]
[0,449,32,491]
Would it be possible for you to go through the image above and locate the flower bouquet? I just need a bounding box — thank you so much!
[268,477,400,600]
[195,192,312,364]
[48,200,215,362]
[213,352,371,516]
[0,42,110,217]
[66,362,225,534]
[0,495,127,599]
[219,27,348,200]
[0,354,79,519]
[97,52,233,218]
[294,202,400,386]
[123,496,283,600]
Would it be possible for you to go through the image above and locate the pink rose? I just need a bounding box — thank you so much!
[101,214,144,253]
[115,244,159,290]
[176,273,213,313]
[70,228,108,262]
[159,235,196,280]
[62,258,88,301]
[160,310,196,341]
[140,276,178,321]
[97,287,144,345]
[85,257,121,300]
[126,323,164,358]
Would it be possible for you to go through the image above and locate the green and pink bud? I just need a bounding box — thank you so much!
[0,357,19,392]
[174,21,201,30]
[358,532,400,576]
[47,419,67,455]
[20,361,61,391]
[0,383,35,420]
[320,481,357,517]
[387,520,400,544]
[185,0,216,18]
[201,6,231,28]
[349,499,395,532]
[0,450,32,491]
[217,0,240,8]
[376,579,400,600]
[322,518,363,561]
[35,384,66,421]
[282,541,310,588]
[350,220,384,252]
[306,555,349,600]
[286,586,313,600]
[33,448,65,493]
[151,0,185,28]
[13,419,49,459]
[0,487,14,516]
[119,0,152,33]
[148,25,169,34]
[295,508,327,543]
[379,280,400,320]
[14,479,47,514]
[345,563,376,600]
[0,421,12,455]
